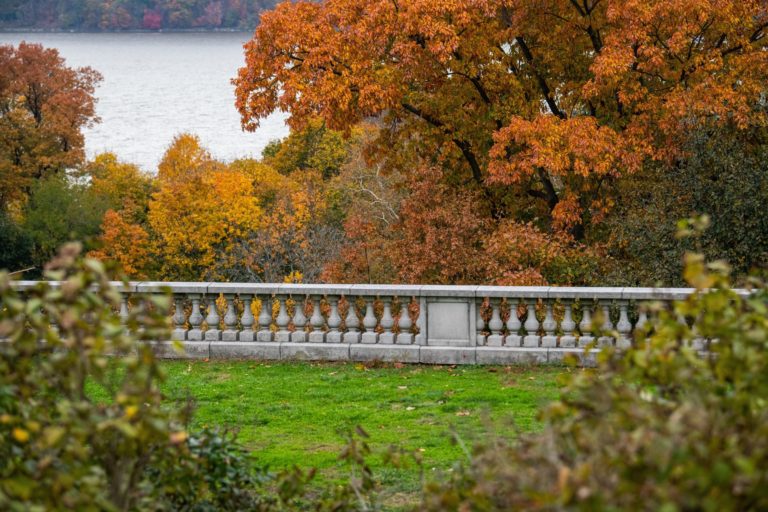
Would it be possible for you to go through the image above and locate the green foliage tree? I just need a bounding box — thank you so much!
[604,127,768,285]
[22,175,108,274]
[262,118,352,180]
[0,212,31,274]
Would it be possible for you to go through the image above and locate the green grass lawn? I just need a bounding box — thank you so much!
[152,360,568,506]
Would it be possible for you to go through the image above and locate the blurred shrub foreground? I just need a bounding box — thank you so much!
[1,240,767,511]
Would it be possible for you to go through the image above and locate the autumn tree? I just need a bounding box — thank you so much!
[262,117,353,179]
[213,160,344,283]
[235,0,768,283]
[0,42,101,211]
[148,134,263,280]
[89,209,154,279]
[82,152,155,223]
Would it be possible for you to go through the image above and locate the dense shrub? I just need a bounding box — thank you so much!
[604,126,768,285]
[0,243,377,511]
[0,246,253,510]
[418,251,768,510]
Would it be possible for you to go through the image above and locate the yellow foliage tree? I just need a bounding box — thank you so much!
[83,152,155,223]
[148,134,263,280]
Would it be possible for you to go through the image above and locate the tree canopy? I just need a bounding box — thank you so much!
[235,0,768,239]
[0,42,101,212]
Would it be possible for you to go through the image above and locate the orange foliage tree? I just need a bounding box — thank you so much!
[0,42,101,211]
[89,209,152,278]
[235,0,768,283]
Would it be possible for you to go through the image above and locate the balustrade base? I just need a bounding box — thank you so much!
[210,341,281,360]
[325,331,343,344]
[420,346,476,365]
[476,346,548,365]
[281,342,350,361]
[4,337,601,367]
[222,330,239,342]
[205,329,221,341]
[360,332,378,344]
[350,344,420,363]
[149,341,209,359]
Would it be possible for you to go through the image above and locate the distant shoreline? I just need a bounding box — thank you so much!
[0,28,254,34]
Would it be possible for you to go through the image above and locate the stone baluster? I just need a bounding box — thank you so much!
[291,295,308,342]
[636,307,649,331]
[379,296,395,344]
[204,294,221,341]
[559,299,576,348]
[522,300,540,347]
[505,299,522,347]
[274,294,291,342]
[397,297,414,345]
[578,300,594,347]
[326,295,343,343]
[187,295,204,341]
[598,300,614,347]
[119,294,130,325]
[486,298,504,347]
[361,296,378,344]
[415,297,427,345]
[239,294,255,342]
[172,295,187,341]
[343,296,361,343]
[616,301,632,349]
[541,299,557,348]
[256,294,273,342]
[476,298,487,346]
[222,294,239,341]
[308,295,325,343]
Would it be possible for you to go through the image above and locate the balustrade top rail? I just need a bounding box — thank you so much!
[7,281,751,365]
[8,280,721,300]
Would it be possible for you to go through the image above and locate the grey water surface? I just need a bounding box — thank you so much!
[0,32,289,171]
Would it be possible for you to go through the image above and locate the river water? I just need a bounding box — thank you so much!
[0,32,289,171]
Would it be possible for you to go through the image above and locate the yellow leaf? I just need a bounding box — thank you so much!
[12,428,29,443]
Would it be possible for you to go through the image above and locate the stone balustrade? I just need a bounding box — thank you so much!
[9,281,739,365]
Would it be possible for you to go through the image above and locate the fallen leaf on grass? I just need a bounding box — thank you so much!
[406,406,416,411]
[456,410,471,416]
[398,386,407,390]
